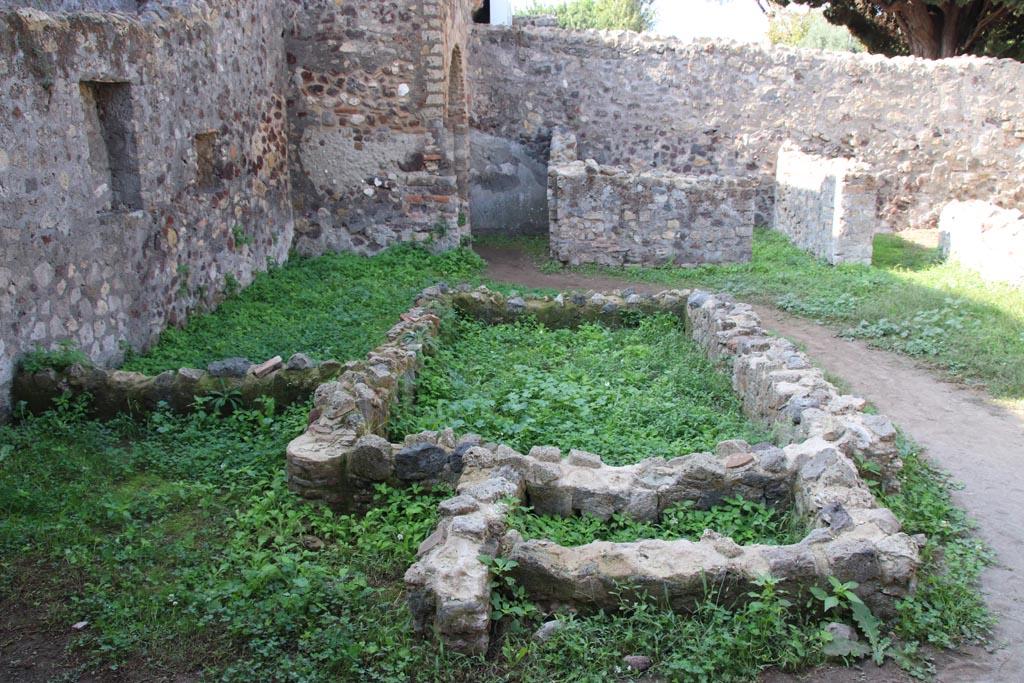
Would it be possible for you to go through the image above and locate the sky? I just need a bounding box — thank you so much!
[652,0,769,44]
[508,0,771,44]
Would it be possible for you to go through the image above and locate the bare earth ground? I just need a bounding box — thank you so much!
[478,244,1024,683]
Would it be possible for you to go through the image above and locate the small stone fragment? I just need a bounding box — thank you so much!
[300,535,325,551]
[716,439,749,457]
[825,622,859,642]
[395,442,449,481]
[253,355,283,378]
[623,655,652,672]
[72,621,89,631]
[286,352,316,370]
[207,357,252,377]
[532,619,564,643]
[567,449,602,468]
[724,453,754,468]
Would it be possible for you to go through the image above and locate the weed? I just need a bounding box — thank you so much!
[522,229,1024,400]
[123,244,485,374]
[231,224,254,248]
[224,272,240,298]
[18,340,92,372]
[391,314,772,465]
[509,497,804,547]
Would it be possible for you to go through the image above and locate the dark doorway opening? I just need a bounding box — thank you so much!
[472,0,490,24]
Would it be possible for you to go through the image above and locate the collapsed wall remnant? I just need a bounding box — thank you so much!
[4,1,1024,418]
[469,25,1024,237]
[940,200,1024,287]
[547,130,755,266]
[773,143,878,265]
[407,436,918,655]
[404,287,913,653]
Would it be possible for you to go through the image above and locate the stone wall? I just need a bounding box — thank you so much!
[13,353,339,419]
[468,25,1024,236]
[773,143,878,264]
[0,1,293,417]
[0,1,139,10]
[548,153,755,267]
[940,200,1024,287]
[286,0,477,256]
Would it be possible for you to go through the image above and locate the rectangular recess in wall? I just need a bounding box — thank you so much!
[194,131,220,190]
[79,81,142,212]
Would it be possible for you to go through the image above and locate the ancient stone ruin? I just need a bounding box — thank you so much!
[3,0,1024,418]
[279,285,917,654]
[15,0,1024,660]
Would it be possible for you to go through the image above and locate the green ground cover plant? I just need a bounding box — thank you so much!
[0,246,990,681]
[390,314,772,465]
[479,230,1024,403]
[509,496,806,546]
[0,397,988,682]
[123,245,485,375]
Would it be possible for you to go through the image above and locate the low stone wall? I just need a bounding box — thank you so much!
[687,291,903,485]
[940,200,1024,287]
[13,353,338,419]
[284,285,903,511]
[548,157,755,267]
[285,305,444,511]
[407,432,917,655]
[274,284,916,655]
[773,143,878,265]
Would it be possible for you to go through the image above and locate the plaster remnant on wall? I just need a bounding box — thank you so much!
[940,200,1024,287]
[773,143,878,265]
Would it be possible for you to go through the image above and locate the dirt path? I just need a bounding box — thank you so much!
[477,244,1024,683]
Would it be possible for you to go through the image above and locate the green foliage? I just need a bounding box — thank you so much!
[519,0,656,32]
[507,577,828,681]
[224,271,240,298]
[509,496,805,546]
[231,224,254,248]
[391,314,772,465]
[479,554,540,621]
[17,339,92,373]
[542,228,1024,401]
[123,244,485,374]
[768,8,864,52]
[0,396,460,681]
[871,437,992,650]
[0,248,992,682]
[765,0,1024,60]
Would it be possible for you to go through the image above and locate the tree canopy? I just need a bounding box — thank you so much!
[768,7,866,51]
[762,0,1024,59]
[518,0,657,33]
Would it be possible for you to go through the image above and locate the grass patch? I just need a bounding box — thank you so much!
[509,497,806,547]
[390,314,772,465]
[123,245,485,374]
[473,234,551,262]
[0,400,987,681]
[524,229,1024,401]
[0,246,990,682]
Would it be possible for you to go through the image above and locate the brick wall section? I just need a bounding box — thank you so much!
[285,0,476,256]
[468,25,1024,235]
[773,143,877,264]
[0,1,293,417]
